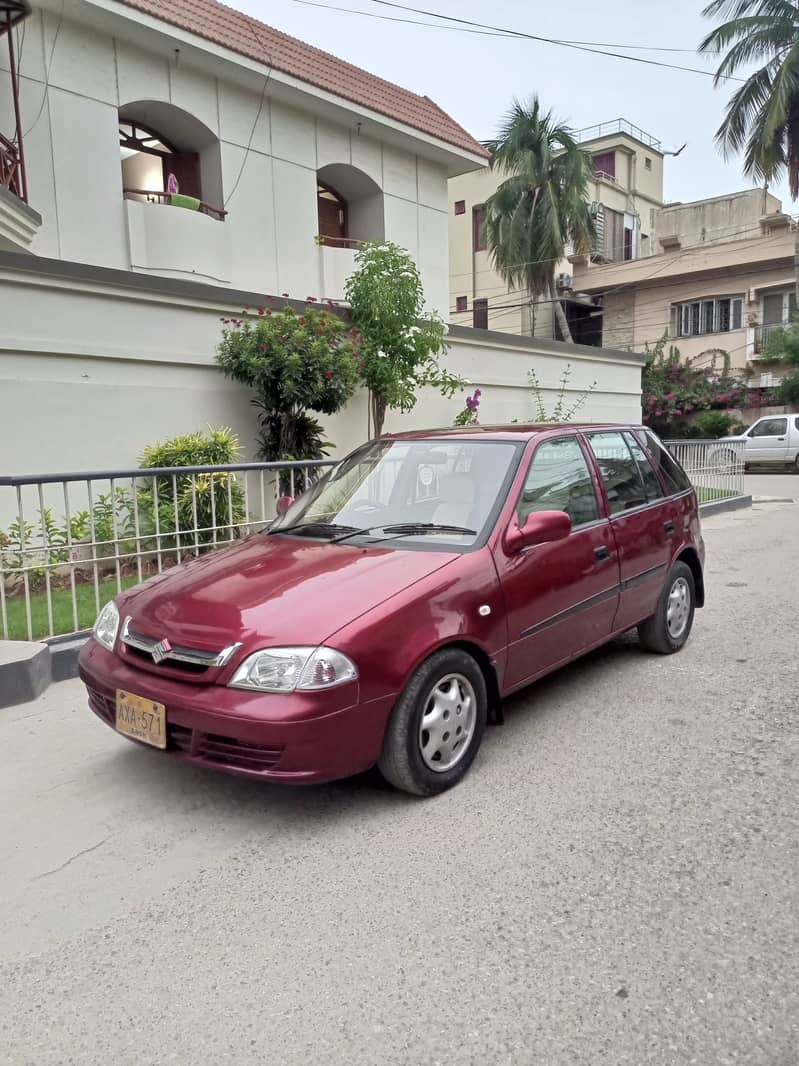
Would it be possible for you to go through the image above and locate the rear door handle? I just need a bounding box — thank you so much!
[663,520,675,536]
[594,545,611,562]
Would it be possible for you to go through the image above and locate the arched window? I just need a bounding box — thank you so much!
[316,163,384,248]
[317,181,349,246]
[119,104,225,221]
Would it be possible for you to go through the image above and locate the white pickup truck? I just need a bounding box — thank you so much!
[716,413,799,471]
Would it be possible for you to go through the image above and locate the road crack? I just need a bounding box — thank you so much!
[31,834,114,881]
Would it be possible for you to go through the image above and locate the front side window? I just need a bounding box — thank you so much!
[270,439,520,549]
[517,437,599,528]
[586,432,648,514]
[750,417,787,437]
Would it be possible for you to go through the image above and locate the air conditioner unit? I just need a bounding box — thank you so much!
[556,273,574,291]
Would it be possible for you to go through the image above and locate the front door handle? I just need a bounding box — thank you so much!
[594,545,611,562]
[663,520,675,536]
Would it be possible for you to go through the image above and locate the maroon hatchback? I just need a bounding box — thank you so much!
[79,425,705,796]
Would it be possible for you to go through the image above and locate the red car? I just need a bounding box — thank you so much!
[79,425,705,796]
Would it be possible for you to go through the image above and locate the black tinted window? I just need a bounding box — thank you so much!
[518,437,599,528]
[641,431,692,494]
[623,431,664,502]
[586,432,647,514]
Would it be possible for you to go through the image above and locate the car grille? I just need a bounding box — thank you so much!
[120,617,241,676]
[86,687,284,773]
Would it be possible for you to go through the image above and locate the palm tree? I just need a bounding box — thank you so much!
[700,0,799,197]
[484,97,596,343]
[699,1,799,299]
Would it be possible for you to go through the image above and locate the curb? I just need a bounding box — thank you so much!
[48,631,90,683]
[0,641,52,709]
[699,494,752,517]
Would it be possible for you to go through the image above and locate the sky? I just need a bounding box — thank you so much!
[237,0,793,210]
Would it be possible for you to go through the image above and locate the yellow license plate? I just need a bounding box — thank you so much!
[115,689,167,750]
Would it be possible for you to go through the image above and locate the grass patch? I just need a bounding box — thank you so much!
[695,486,737,503]
[2,575,140,641]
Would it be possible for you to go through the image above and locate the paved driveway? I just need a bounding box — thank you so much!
[2,500,798,1065]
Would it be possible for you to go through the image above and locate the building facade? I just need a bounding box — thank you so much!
[448,119,665,340]
[570,188,795,384]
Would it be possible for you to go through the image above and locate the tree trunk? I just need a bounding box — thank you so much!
[553,298,574,344]
[371,392,387,439]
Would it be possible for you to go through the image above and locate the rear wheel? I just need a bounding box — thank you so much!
[709,447,738,474]
[794,453,799,474]
[378,648,487,796]
[638,561,696,655]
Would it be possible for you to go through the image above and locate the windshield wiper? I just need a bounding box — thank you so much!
[330,522,477,544]
[267,521,359,539]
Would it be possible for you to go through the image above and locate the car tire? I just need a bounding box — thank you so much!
[378,648,488,797]
[710,447,738,474]
[638,561,696,655]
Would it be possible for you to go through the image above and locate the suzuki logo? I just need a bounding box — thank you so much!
[150,638,173,664]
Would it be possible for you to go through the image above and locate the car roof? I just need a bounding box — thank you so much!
[384,423,643,443]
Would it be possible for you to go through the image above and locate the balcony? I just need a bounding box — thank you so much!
[318,238,358,301]
[125,198,231,284]
[752,321,791,356]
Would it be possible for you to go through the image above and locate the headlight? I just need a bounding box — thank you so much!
[228,646,357,693]
[93,600,120,651]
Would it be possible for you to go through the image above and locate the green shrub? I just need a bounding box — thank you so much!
[136,427,246,550]
[695,410,734,438]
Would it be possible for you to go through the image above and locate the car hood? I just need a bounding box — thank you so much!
[119,533,459,650]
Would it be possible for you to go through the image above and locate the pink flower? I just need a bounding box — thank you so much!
[281,335,288,342]
[306,297,316,303]
[665,392,675,401]
[281,292,290,297]
[266,309,272,316]
[326,370,333,378]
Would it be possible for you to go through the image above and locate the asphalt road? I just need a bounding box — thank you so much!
[2,498,798,1065]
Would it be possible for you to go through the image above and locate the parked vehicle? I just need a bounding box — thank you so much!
[713,413,799,471]
[79,425,705,796]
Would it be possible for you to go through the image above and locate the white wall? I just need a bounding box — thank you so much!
[0,263,643,505]
[7,8,452,312]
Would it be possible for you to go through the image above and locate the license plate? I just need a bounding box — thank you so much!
[115,689,167,749]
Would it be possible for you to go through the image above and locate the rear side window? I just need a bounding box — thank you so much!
[641,431,692,494]
[586,431,648,514]
[518,437,599,528]
[795,417,799,432]
[623,431,664,502]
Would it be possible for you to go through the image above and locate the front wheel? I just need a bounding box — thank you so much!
[638,561,696,655]
[378,649,487,796]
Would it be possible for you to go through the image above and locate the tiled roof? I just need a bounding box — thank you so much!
[115,0,489,158]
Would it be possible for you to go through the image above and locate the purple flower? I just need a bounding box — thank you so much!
[465,388,482,412]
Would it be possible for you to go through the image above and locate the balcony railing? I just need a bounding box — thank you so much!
[0,131,23,200]
[752,321,790,355]
[123,187,226,222]
[575,119,662,151]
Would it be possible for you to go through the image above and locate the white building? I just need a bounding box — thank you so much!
[0,0,645,481]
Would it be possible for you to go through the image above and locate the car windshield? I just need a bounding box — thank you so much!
[269,438,521,549]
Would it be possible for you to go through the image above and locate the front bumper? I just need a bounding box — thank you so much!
[78,639,395,784]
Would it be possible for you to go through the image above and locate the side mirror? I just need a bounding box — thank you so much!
[276,495,295,516]
[505,510,572,554]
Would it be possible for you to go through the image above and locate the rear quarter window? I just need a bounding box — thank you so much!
[640,431,692,495]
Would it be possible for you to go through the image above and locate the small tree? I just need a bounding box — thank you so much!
[528,365,597,422]
[345,241,463,437]
[216,303,360,486]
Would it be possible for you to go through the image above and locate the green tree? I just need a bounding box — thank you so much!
[483,97,596,343]
[764,321,799,403]
[699,1,799,298]
[345,241,461,437]
[216,303,359,484]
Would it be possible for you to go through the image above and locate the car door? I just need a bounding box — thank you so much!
[745,416,790,464]
[583,429,672,633]
[495,434,620,691]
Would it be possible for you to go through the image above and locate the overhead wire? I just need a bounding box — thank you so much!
[284,0,738,81]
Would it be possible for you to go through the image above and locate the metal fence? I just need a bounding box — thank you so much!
[0,460,333,643]
[664,439,747,501]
